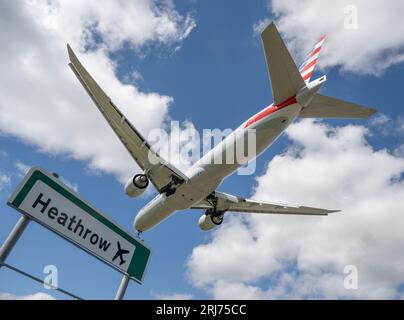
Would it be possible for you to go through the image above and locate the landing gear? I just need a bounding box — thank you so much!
[160,181,178,197]
[205,193,226,226]
[211,212,224,225]
[205,209,224,226]
[136,230,144,241]
[165,188,176,197]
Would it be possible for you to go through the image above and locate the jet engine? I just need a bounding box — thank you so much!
[198,211,224,231]
[124,174,149,197]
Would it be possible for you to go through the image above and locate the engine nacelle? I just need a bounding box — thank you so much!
[124,174,149,197]
[198,213,223,231]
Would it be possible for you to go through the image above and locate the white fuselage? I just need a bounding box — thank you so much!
[134,99,302,231]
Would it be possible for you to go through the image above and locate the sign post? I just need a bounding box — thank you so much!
[0,215,30,266]
[4,167,152,298]
[115,273,130,300]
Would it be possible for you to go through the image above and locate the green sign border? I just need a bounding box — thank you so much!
[8,167,151,283]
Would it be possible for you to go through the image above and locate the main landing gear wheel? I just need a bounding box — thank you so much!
[206,209,224,226]
[211,213,224,225]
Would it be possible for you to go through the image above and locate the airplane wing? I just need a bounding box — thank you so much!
[67,44,187,193]
[191,191,339,216]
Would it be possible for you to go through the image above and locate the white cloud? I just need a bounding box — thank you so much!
[368,114,404,138]
[369,114,390,127]
[15,160,78,191]
[265,0,404,74]
[0,292,55,300]
[15,161,31,177]
[123,69,144,85]
[59,177,79,193]
[0,1,195,184]
[0,173,11,191]
[253,18,271,37]
[187,119,404,299]
[394,144,404,157]
[28,0,196,51]
[155,292,194,300]
[398,116,404,134]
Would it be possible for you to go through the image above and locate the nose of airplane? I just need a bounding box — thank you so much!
[134,210,154,232]
[133,212,146,232]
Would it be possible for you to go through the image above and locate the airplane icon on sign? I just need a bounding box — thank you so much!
[112,241,130,265]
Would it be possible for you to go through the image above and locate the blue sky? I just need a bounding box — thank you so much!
[1,0,404,300]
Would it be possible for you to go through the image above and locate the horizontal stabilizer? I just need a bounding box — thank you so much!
[299,94,377,119]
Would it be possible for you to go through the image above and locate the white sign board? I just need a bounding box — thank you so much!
[7,167,151,283]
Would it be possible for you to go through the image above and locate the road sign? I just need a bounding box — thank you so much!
[7,167,151,283]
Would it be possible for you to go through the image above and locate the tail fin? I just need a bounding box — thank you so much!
[261,23,305,104]
[299,94,377,119]
[299,35,326,83]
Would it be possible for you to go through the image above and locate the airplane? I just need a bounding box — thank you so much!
[67,22,376,233]
[112,241,130,265]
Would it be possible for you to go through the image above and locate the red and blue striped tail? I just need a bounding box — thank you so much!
[299,35,326,83]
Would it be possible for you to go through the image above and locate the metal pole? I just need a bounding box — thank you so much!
[115,273,130,300]
[0,215,30,267]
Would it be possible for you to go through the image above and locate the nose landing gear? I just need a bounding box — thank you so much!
[136,230,145,241]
